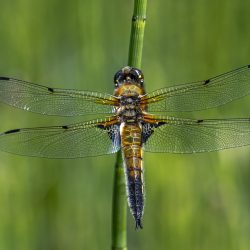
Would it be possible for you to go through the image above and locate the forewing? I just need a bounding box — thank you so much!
[144,117,250,153]
[0,77,118,116]
[143,65,250,112]
[0,118,120,158]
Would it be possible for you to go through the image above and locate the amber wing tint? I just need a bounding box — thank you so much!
[0,77,118,116]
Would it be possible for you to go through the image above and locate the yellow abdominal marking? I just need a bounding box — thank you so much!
[120,123,143,178]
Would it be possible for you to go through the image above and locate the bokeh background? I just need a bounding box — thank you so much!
[0,0,250,249]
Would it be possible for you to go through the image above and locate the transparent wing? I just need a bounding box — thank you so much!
[144,116,250,153]
[142,65,250,112]
[0,118,120,158]
[0,77,118,116]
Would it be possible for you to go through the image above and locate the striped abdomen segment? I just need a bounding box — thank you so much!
[120,122,144,229]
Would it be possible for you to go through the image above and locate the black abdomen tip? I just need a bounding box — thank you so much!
[135,218,143,230]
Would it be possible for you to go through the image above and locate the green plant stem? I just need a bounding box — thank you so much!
[111,0,147,249]
[128,0,147,68]
[112,152,127,250]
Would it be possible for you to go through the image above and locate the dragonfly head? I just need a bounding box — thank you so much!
[114,66,144,88]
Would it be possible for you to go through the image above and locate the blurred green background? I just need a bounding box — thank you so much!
[0,0,250,249]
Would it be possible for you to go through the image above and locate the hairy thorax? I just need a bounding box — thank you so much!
[115,84,145,123]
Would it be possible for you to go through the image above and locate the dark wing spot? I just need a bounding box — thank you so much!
[62,125,69,129]
[204,79,210,85]
[197,119,204,123]
[0,76,10,81]
[48,87,54,93]
[4,128,21,134]
[248,65,250,68]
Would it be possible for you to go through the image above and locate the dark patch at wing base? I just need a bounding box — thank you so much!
[142,122,166,143]
[97,124,121,149]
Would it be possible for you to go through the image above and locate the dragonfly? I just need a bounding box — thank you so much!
[0,65,250,229]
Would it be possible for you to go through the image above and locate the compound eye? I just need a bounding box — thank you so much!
[114,80,119,87]
[140,75,144,82]
[131,68,144,84]
[137,73,144,85]
[134,69,141,76]
[114,70,123,87]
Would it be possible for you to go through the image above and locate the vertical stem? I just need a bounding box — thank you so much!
[112,152,127,250]
[128,0,147,68]
[112,0,147,249]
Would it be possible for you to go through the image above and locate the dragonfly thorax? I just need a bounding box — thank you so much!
[116,95,142,122]
[120,95,139,105]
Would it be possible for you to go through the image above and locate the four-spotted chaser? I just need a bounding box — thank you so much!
[0,65,250,229]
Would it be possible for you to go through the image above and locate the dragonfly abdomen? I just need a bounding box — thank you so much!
[120,122,144,229]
